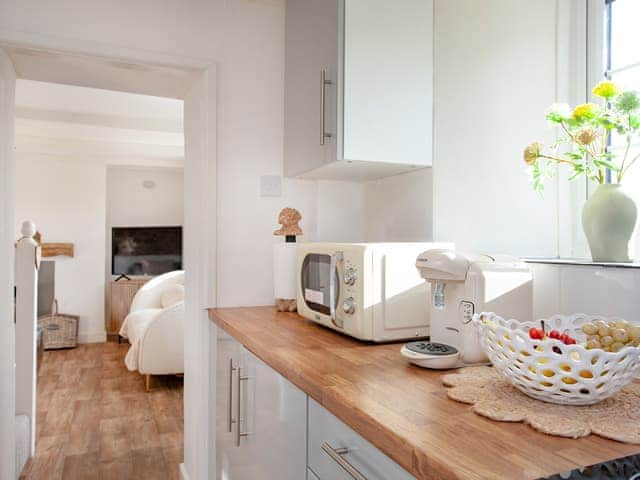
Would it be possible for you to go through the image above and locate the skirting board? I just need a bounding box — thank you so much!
[77,331,107,344]
[179,463,190,480]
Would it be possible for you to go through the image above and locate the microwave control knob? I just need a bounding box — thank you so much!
[342,297,356,315]
[343,268,357,286]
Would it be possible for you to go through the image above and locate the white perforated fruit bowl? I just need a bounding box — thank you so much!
[473,313,640,405]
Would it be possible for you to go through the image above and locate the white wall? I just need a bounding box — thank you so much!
[363,168,433,242]
[0,47,16,480]
[107,166,184,227]
[14,154,107,343]
[213,0,367,307]
[0,0,368,308]
[106,166,184,290]
[0,3,579,479]
[432,0,559,256]
[316,181,365,242]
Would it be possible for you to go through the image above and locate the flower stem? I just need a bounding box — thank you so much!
[623,151,640,177]
[538,154,576,165]
[617,114,632,183]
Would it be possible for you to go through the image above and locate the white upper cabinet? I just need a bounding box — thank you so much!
[284,0,433,181]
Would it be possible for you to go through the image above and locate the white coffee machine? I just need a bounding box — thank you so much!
[401,249,533,369]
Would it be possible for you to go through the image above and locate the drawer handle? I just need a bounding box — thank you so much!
[228,359,236,433]
[320,69,333,145]
[321,443,368,480]
[235,367,251,447]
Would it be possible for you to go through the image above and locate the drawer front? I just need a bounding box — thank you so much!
[308,398,414,480]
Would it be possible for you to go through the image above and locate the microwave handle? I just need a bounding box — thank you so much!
[329,251,344,328]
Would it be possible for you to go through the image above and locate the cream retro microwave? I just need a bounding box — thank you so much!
[296,242,453,342]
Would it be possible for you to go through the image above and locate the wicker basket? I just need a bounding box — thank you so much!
[38,300,79,349]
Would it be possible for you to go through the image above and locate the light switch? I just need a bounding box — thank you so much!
[260,175,282,197]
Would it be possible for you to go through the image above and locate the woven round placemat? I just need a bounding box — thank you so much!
[442,366,640,443]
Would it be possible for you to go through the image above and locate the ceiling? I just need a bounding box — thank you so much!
[14,79,184,167]
[4,45,200,99]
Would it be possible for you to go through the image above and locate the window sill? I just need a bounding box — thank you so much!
[523,258,640,269]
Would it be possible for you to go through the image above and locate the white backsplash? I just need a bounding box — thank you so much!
[530,263,640,322]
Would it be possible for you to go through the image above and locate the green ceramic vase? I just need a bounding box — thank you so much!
[582,184,638,262]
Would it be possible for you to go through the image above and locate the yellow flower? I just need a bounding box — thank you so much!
[523,142,542,166]
[576,127,597,145]
[592,80,620,99]
[572,103,599,121]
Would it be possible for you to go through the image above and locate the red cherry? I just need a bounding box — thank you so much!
[559,334,569,343]
[549,330,561,340]
[529,328,543,340]
[565,337,577,345]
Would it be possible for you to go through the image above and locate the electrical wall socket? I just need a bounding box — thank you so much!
[260,175,282,197]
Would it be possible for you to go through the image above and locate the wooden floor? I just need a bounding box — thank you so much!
[20,341,184,480]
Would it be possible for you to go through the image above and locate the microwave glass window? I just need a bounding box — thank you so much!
[300,254,339,315]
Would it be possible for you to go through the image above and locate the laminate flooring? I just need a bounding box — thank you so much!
[20,340,184,480]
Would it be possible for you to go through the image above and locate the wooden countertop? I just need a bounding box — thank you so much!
[209,306,640,480]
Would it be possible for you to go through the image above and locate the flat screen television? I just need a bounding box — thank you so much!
[112,226,182,277]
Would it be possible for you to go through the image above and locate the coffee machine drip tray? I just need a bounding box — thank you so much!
[405,341,458,356]
[401,341,462,369]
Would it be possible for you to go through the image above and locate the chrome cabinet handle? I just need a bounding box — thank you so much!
[320,69,333,145]
[228,359,236,433]
[322,443,368,480]
[235,367,250,447]
[329,251,344,328]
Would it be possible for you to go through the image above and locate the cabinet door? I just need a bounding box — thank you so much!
[241,349,307,480]
[215,328,243,480]
[341,0,433,166]
[284,0,339,177]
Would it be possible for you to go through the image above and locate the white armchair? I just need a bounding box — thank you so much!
[119,270,184,391]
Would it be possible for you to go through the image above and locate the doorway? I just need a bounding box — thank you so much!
[0,45,217,480]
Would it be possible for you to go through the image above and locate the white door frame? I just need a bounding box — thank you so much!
[0,42,217,480]
[0,47,17,480]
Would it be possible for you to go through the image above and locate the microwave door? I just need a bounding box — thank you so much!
[300,252,343,328]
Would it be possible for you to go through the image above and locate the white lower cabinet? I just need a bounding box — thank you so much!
[215,328,307,480]
[216,329,413,479]
[216,330,243,479]
[308,398,414,480]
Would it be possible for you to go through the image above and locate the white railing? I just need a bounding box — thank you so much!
[14,220,39,462]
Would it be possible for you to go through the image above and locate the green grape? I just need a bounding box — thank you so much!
[629,325,640,341]
[615,319,629,329]
[611,329,629,343]
[593,320,607,330]
[600,335,613,346]
[610,342,624,352]
[586,339,601,350]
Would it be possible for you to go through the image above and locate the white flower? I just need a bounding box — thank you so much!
[545,103,572,122]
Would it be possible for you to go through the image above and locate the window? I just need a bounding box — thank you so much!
[604,0,640,255]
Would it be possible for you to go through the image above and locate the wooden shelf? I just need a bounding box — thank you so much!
[41,242,74,258]
[15,230,75,258]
